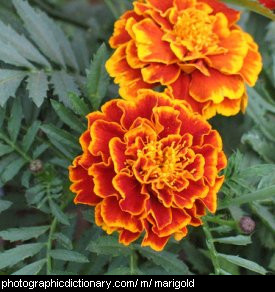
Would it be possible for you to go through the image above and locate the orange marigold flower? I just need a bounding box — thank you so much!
[69,90,227,251]
[106,0,262,119]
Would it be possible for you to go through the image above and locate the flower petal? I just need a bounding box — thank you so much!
[113,172,149,215]
[198,0,240,25]
[69,157,101,206]
[173,180,209,208]
[146,0,173,14]
[141,63,181,85]
[200,176,224,213]
[89,159,118,198]
[89,120,125,162]
[109,137,127,173]
[148,196,172,229]
[142,221,170,251]
[119,230,141,245]
[153,106,182,138]
[190,68,245,103]
[153,208,190,237]
[133,18,177,64]
[109,11,141,48]
[239,48,262,86]
[101,196,143,232]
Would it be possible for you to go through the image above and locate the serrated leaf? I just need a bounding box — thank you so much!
[0,39,34,68]
[0,20,50,67]
[67,92,90,116]
[218,253,267,275]
[87,236,132,257]
[12,0,65,67]
[41,124,79,150]
[239,164,275,178]
[223,0,275,21]
[33,143,49,159]
[0,199,12,213]
[0,69,26,106]
[21,169,31,188]
[49,199,69,226]
[53,233,73,250]
[12,259,46,275]
[27,72,48,107]
[49,249,89,263]
[0,143,13,157]
[22,121,41,152]
[0,225,49,242]
[71,31,89,72]
[86,44,110,109]
[39,14,78,71]
[135,246,191,275]
[242,129,275,163]
[252,202,275,232]
[213,235,252,246]
[1,157,26,184]
[8,97,22,142]
[219,185,275,209]
[0,243,45,269]
[50,100,85,133]
[51,71,80,107]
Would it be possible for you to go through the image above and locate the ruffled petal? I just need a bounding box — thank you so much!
[198,0,240,25]
[89,120,125,162]
[69,157,101,206]
[113,172,149,215]
[153,106,182,138]
[190,68,245,103]
[119,230,141,245]
[89,159,118,198]
[200,176,224,213]
[141,63,181,85]
[142,221,170,251]
[133,18,177,64]
[101,196,143,232]
[209,30,248,74]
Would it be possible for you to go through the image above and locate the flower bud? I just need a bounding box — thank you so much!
[29,159,43,174]
[239,216,256,234]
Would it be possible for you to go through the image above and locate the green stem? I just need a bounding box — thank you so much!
[205,216,236,228]
[46,217,57,275]
[0,132,32,162]
[202,219,221,275]
[46,189,72,275]
[130,250,136,275]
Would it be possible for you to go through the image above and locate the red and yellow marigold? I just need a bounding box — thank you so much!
[106,0,262,119]
[69,90,227,251]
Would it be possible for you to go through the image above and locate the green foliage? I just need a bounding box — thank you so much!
[223,0,275,21]
[86,44,110,110]
[0,0,274,276]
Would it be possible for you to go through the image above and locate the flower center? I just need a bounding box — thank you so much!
[173,8,217,52]
[136,140,189,188]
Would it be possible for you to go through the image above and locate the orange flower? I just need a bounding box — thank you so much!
[69,90,227,251]
[106,0,262,119]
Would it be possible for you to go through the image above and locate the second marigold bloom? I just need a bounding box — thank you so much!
[106,0,262,119]
[69,90,227,251]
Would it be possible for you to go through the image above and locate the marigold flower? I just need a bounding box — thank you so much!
[259,0,275,10]
[69,90,227,251]
[106,0,262,119]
